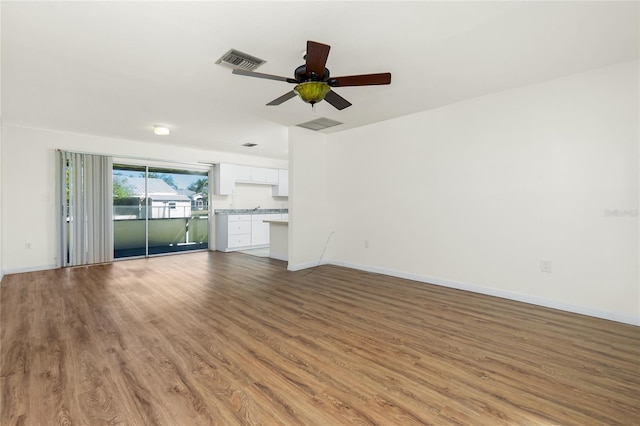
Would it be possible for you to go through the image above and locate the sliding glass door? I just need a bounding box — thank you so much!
[113,164,209,259]
[113,164,147,257]
[146,167,209,255]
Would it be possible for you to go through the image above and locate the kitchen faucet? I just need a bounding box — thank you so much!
[252,205,260,211]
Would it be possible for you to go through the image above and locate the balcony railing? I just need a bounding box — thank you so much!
[113,215,209,258]
[113,205,208,220]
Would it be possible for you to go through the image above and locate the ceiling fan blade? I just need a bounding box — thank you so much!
[232,69,297,84]
[324,90,352,110]
[266,91,297,106]
[306,41,331,77]
[328,72,391,87]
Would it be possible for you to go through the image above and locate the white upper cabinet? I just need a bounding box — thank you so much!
[272,169,289,197]
[263,168,279,184]
[214,163,235,195]
[214,163,287,195]
[234,165,252,182]
[235,166,279,184]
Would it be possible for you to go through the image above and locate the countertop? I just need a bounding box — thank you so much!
[214,209,288,215]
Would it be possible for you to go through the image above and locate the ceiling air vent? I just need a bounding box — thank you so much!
[296,117,343,131]
[216,49,266,71]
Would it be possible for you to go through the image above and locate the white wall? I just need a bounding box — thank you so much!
[0,2,3,282]
[0,125,287,274]
[0,119,3,282]
[288,127,331,270]
[319,61,638,325]
[212,183,288,211]
[0,118,3,282]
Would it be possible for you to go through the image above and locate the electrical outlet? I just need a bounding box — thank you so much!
[25,243,31,249]
[364,240,369,249]
[540,260,552,273]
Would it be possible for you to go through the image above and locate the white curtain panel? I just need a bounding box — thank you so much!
[58,151,114,266]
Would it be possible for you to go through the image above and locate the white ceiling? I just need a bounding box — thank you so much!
[2,1,638,160]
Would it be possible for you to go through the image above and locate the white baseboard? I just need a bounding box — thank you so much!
[268,254,288,262]
[287,259,330,272]
[320,260,640,327]
[3,264,58,276]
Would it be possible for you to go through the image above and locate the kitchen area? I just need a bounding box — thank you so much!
[212,163,289,261]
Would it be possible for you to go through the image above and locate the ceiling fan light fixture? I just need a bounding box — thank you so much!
[294,81,330,104]
[231,41,391,110]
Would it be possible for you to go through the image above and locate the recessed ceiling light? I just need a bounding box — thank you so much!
[153,125,170,136]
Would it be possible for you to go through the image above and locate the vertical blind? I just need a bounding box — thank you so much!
[58,151,114,266]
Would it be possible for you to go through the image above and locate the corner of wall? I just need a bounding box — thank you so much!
[288,127,332,268]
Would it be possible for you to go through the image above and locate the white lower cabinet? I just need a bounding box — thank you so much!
[228,219,251,235]
[251,217,269,246]
[216,214,251,251]
[216,213,286,252]
[251,214,281,246]
[228,234,251,248]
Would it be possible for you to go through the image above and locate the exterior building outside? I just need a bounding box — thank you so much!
[113,177,192,219]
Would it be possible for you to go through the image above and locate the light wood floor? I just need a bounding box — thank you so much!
[1,252,639,425]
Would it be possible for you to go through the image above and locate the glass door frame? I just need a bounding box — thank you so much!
[113,160,211,260]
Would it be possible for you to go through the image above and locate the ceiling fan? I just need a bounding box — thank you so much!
[231,40,391,110]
